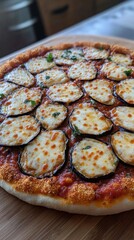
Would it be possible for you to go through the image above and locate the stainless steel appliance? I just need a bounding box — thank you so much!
[0,0,44,57]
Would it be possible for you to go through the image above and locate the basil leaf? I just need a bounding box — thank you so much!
[0,93,5,99]
[107,57,112,61]
[52,112,60,117]
[70,56,77,61]
[82,146,91,150]
[46,53,53,62]
[24,99,36,106]
[72,125,81,136]
[124,69,132,76]
[39,82,45,89]
[46,76,50,80]
[98,47,104,50]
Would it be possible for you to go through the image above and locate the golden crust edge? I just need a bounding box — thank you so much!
[0,41,134,78]
[1,179,134,215]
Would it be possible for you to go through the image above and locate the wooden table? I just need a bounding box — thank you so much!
[0,35,134,240]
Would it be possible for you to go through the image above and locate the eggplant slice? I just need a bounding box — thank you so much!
[83,79,115,105]
[110,53,132,66]
[47,48,84,66]
[0,81,18,98]
[71,138,118,179]
[4,67,35,87]
[111,106,134,132]
[115,79,134,105]
[70,103,112,135]
[0,115,40,146]
[111,131,134,166]
[36,102,67,130]
[83,47,109,60]
[47,82,83,104]
[25,56,55,74]
[20,130,67,178]
[68,62,97,80]
[1,87,42,116]
[101,62,132,81]
[36,68,69,88]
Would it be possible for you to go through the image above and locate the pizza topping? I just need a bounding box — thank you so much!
[110,53,132,66]
[0,81,18,98]
[68,62,97,80]
[25,57,55,74]
[49,48,84,65]
[111,131,134,165]
[47,82,83,103]
[83,79,115,105]
[36,68,69,87]
[1,88,41,116]
[70,103,112,135]
[83,47,109,60]
[4,67,35,87]
[46,53,53,62]
[20,130,67,177]
[0,115,40,146]
[115,79,134,104]
[71,138,118,179]
[36,102,67,130]
[101,62,132,81]
[111,106,134,132]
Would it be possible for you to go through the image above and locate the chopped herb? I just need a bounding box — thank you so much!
[98,47,104,51]
[124,69,132,76]
[61,49,72,59]
[126,173,131,178]
[64,49,72,54]
[24,99,36,106]
[52,112,60,118]
[82,146,91,150]
[46,53,53,62]
[70,56,77,61]
[90,99,96,105]
[107,57,112,61]
[72,125,81,136]
[46,75,50,80]
[39,82,45,89]
[0,93,5,99]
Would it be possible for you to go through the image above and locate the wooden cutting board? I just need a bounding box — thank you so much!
[0,35,134,240]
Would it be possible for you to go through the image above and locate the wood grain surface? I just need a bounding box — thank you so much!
[0,35,134,240]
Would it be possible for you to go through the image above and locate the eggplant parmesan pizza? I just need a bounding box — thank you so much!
[0,42,134,215]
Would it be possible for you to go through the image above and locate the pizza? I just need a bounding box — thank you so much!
[0,41,134,215]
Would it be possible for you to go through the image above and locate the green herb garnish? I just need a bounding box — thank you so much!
[107,57,112,61]
[39,82,45,89]
[82,146,91,150]
[70,56,77,61]
[46,75,50,80]
[46,53,53,62]
[52,112,60,118]
[24,99,36,106]
[98,47,104,51]
[72,125,81,136]
[61,49,72,59]
[0,93,5,99]
[124,69,132,76]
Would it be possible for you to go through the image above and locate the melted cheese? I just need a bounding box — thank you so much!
[111,131,134,166]
[20,130,67,177]
[4,67,35,87]
[111,106,134,132]
[1,88,42,116]
[83,47,109,60]
[25,57,55,74]
[70,103,112,135]
[115,79,134,104]
[36,68,69,87]
[48,48,84,65]
[101,62,131,81]
[72,138,118,178]
[0,81,18,97]
[68,62,96,80]
[47,82,83,103]
[36,102,67,130]
[0,115,40,146]
[110,53,132,66]
[83,79,115,105]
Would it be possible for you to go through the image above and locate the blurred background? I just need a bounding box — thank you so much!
[0,0,133,58]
